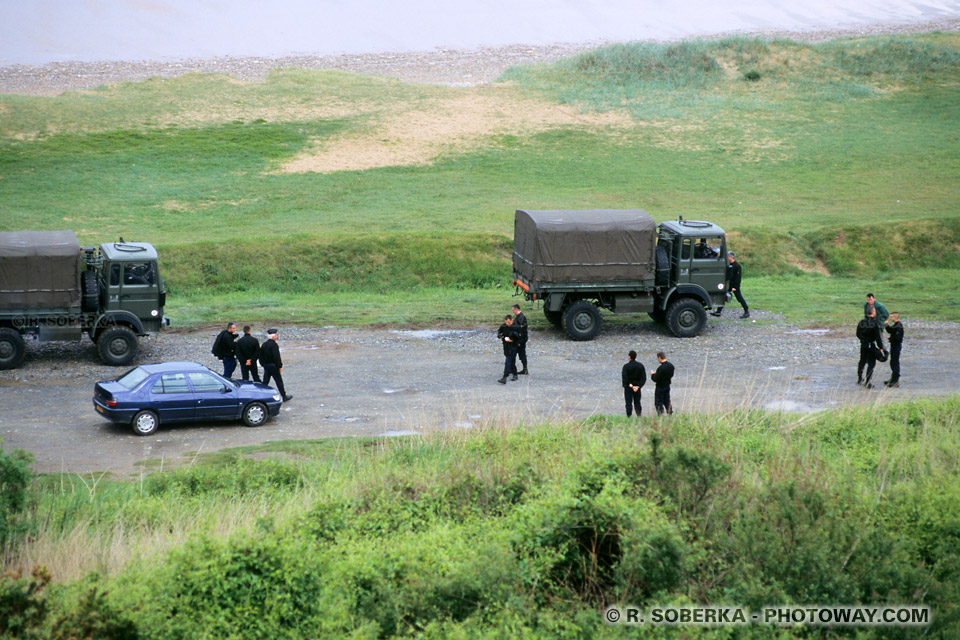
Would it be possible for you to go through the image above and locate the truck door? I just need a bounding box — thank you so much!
[118,261,160,322]
[689,236,726,294]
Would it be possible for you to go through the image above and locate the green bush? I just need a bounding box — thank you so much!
[0,444,33,548]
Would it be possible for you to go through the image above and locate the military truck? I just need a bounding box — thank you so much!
[512,209,728,340]
[0,231,169,369]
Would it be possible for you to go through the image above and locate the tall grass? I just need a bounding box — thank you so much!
[3,398,959,637]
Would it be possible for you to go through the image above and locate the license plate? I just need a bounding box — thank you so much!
[96,405,104,413]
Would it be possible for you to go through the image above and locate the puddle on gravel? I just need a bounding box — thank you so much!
[390,329,479,340]
[377,429,421,437]
[764,400,822,413]
[787,329,832,336]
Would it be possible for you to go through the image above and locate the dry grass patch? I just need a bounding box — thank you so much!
[281,84,632,174]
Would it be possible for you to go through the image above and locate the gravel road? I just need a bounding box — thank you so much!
[1,313,957,475]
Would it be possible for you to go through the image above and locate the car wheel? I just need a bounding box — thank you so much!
[131,410,159,436]
[0,328,26,370]
[562,301,602,341]
[242,402,268,427]
[97,326,138,366]
[666,298,707,338]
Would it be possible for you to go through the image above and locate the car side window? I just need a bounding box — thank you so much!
[188,372,228,393]
[151,373,189,394]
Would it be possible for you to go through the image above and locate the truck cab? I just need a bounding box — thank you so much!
[100,242,167,333]
[656,219,728,315]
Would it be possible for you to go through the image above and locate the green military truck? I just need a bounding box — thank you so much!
[0,230,169,369]
[512,209,728,340]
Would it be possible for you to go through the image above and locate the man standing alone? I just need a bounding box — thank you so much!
[260,328,292,401]
[651,351,675,415]
[236,325,261,383]
[621,350,646,417]
[856,308,885,388]
[884,311,903,387]
[713,252,748,318]
[211,322,238,378]
[512,304,529,375]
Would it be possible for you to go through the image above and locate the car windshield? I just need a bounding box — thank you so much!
[116,366,150,389]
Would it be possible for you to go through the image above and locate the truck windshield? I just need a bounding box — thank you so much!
[117,366,150,389]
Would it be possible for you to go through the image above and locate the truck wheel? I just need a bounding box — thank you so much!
[543,307,563,327]
[0,328,26,370]
[97,326,138,366]
[667,298,707,338]
[648,309,667,324]
[131,410,159,436]
[81,270,99,313]
[655,245,670,287]
[562,301,602,341]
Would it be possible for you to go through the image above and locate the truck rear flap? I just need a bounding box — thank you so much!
[0,230,82,310]
[513,209,657,284]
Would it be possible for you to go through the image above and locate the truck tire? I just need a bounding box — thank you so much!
[0,328,26,370]
[97,326,138,366]
[543,307,563,327]
[562,301,602,341]
[81,270,99,313]
[666,298,707,338]
[655,245,670,287]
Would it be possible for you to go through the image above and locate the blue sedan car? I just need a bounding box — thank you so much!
[93,362,283,436]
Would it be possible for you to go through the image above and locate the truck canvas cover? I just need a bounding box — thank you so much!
[513,209,656,283]
[0,230,81,309]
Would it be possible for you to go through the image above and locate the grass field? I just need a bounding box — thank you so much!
[1,33,959,329]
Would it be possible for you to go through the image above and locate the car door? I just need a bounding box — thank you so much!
[189,372,240,420]
[148,373,195,422]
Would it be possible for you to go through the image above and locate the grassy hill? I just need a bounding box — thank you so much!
[1,33,959,327]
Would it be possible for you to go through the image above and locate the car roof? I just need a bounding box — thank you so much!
[137,362,210,374]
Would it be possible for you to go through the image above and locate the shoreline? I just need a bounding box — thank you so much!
[1,16,958,96]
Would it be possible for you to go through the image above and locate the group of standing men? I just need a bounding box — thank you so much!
[497,304,529,384]
[856,293,903,389]
[211,323,293,401]
[622,350,675,416]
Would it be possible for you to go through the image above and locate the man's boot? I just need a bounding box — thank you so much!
[740,310,750,319]
[519,368,529,375]
[497,377,507,385]
[511,374,518,381]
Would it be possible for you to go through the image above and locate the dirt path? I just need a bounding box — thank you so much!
[1,316,957,475]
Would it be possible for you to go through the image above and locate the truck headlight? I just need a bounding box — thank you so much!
[718,283,725,290]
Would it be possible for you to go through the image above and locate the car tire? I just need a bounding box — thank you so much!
[242,402,268,427]
[97,326,138,366]
[131,410,159,436]
[0,328,26,370]
[81,270,99,313]
[666,298,707,338]
[562,301,602,341]
[655,245,670,287]
[543,307,563,328]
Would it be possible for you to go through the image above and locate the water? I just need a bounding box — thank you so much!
[3,0,958,65]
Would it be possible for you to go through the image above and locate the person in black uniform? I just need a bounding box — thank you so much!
[856,308,885,389]
[235,325,261,382]
[512,304,529,375]
[497,315,520,384]
[651,351,675,415]
[211,322,238,378]
[884,311,903,387]
[621,350,646,417]
[712,252,749,319]
[260,328,292,401]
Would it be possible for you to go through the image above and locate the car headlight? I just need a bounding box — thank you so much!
[272,394,282,402]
